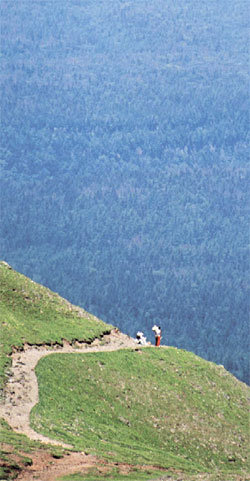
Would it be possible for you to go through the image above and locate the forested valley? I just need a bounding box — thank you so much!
[1,0,249,383]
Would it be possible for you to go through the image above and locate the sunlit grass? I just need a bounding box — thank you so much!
[58,467,168,481]
[31,348,249,477]
[1,262,249,480]
[0,261,112,391]
[0,261,112,478]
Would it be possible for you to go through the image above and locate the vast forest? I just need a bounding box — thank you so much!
[1,0,249,383]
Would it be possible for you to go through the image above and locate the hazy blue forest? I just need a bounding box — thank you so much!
[1,0,249,383]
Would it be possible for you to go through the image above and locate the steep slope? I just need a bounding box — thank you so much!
[0,261,112,391]
[0,264,249,480]
[30,348,249,477]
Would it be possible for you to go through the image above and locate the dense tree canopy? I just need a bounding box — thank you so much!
[1,0,249,383]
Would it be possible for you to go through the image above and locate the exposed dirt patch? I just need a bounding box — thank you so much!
[15,450,172,481]
[18,451,245,481]
[16,450,99,481]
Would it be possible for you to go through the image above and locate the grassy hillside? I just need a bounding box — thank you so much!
[0,261,112,391]
[31,348,250,479]
[0,261,112,479]
[0,263,249,480]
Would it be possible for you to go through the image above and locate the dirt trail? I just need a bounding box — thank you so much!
[1,331,177,481]
[1,334,236,481]
[0,330,137,447]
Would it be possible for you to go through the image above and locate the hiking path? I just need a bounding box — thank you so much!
[0,330,137,448]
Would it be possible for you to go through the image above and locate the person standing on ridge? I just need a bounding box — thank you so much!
[152,325,162,346]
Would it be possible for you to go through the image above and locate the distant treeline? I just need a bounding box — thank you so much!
[1,0,249,383]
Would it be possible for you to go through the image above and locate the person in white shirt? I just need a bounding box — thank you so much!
[152,325,162,346]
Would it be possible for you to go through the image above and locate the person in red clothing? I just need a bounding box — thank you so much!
[152,325,162,346]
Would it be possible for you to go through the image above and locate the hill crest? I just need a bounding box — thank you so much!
[0,262,249,480]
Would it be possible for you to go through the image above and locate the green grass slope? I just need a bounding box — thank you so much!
[0,261,112,479]
[0,261,112,391]
[31,348,250,479]
[0,262,249,480]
